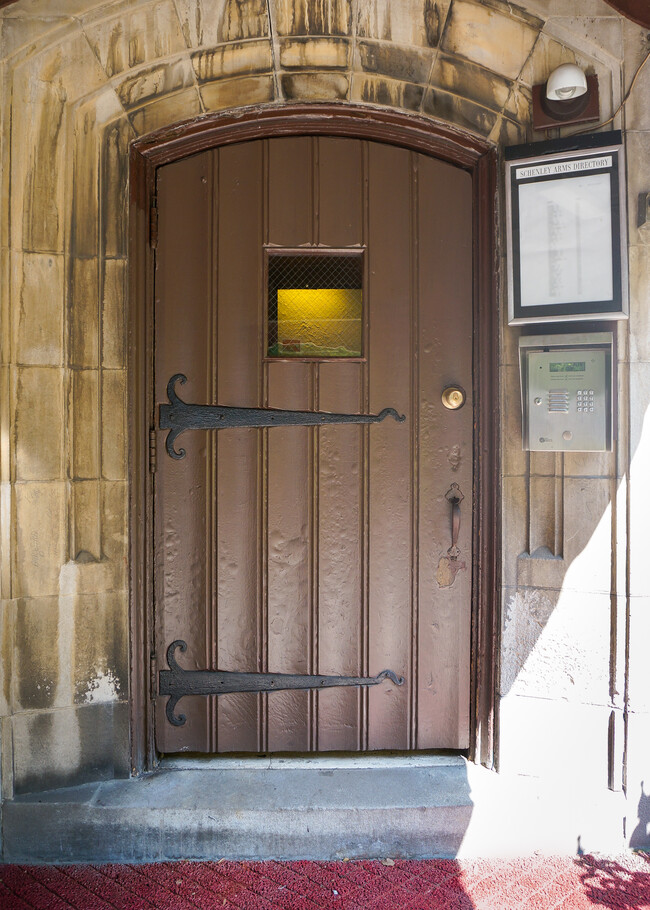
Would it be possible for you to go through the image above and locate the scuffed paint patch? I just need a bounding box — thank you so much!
[83,668,121,704]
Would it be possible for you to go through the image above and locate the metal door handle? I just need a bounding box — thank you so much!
[445,483,464,560]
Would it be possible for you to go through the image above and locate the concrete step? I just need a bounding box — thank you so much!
[3,756,472,863]
[2,755,630,862]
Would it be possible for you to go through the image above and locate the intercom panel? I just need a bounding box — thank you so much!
[519,333,613,452]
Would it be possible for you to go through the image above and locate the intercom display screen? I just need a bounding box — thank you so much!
[549,361,585,372]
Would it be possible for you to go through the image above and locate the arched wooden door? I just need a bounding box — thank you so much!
[153,135,473,754]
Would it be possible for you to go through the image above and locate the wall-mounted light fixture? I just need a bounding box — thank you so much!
[532,63,600,131]
[546,63,587,101]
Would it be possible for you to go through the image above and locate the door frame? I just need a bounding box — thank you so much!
[128,102,499,775]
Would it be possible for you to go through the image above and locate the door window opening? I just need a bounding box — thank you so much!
[267,252,363,358]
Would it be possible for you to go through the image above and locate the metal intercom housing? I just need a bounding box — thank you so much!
[519,332,614,452]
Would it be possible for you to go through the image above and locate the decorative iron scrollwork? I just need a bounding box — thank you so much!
[159,640,405,727]
[159,374,405,459]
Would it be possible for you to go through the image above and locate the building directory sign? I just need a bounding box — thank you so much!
[506,132,628,325]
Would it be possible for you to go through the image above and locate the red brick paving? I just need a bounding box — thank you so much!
[0,855,649,909]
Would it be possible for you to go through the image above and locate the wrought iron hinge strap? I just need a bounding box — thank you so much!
[159,640,404,727]
[160,374,406,459]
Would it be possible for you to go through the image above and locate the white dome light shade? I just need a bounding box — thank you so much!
[546,63,588,101]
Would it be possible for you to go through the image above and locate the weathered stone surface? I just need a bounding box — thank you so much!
[626,131,650,241]
[501,586,610,703]
[527,474,558,555]
[14,366,64,481]
[14,596,60,711]
[101,370,126,481]
[629,361,650,598]
[175,0,269,46]
[14,481,66,598]
[12,61,67,253]
[101,118,133,259]
[71,109,100,259]
[504,82,532,123]
[101,259,126,370]
[72,369,100,481]
[488,114,526,146]
[430,52,513,112]
[83,0,188,78]
[101,481,128,568]
[192,40,273,81]
[271,0,352,36]
[499,692,610,784]
[0,251,9,367]
[115,56,195,109]
[282,71,349,100]
[1,16,71,59]
[0,599,15,717]
[629,244,650,363]
[356,40,434,84]
[71,258,99,369]
[628,595,650,712]
[423,87,497,136]
[72,592,128,707]
[357,0,452,49]
[12,701,129,795]
[71,480,101,562]
[563,447,616,479]
[351,74,424,111]
[519,32,582,88]
[526,0,616,15]
[280,36,349,69]
[13,252,63,366]
[561,476,615,595]
[129,86,202,134]
[501,475,527,589]
[441,0,540,80]
[501,364,526,478]
[200,74,275,111]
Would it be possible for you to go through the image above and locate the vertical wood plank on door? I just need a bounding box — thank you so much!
[367,143,412,750]
[316,138,365,750]
[317,363,364,750]
[266,137,313,751]
[154,151,213,751]
[214,142,265,752]
[266,363,312,751]
[416,154,473,749]
[267,138,312,247]
[317,137,363,248]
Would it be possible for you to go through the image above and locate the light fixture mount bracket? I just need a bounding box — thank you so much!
[532,74,600,131]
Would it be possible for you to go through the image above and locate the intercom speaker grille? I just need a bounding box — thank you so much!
[548,389,570,412]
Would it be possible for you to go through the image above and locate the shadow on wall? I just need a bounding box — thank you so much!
[630,782,650,850]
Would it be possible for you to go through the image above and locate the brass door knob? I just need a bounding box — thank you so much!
[441,386,466,410]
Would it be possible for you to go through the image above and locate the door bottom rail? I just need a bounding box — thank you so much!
[159,640,405,727]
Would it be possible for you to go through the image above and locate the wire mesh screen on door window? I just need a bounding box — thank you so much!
[267,254,363,358]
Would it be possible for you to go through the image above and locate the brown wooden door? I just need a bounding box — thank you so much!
[153,136,473,754]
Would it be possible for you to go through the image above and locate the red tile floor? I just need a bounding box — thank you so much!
[1,854,650,910]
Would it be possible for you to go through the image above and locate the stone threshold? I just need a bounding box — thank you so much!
[1,756,630,863]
